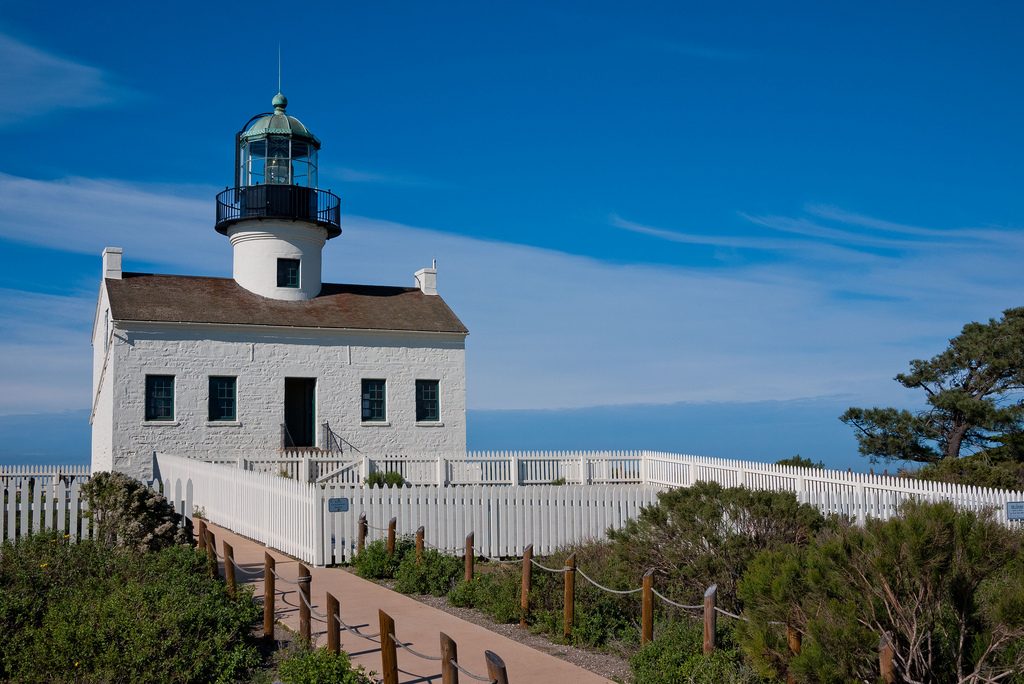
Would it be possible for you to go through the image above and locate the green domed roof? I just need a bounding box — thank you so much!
[240,92,320,147]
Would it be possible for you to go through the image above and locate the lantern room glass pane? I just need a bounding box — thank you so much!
[266,137,291,184]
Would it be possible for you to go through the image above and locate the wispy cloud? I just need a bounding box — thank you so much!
[321,166,451,189]
[0,33,127,120]
[1,174,1021,420]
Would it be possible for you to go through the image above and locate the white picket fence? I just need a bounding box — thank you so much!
[0,465,95,542]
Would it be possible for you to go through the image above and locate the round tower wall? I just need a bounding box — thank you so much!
[227,220,327,300]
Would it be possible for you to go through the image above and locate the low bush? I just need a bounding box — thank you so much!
[276,644,373,684]
[353,536,414,579]
[365,471,406,488]
[0,532,260,683]
[394,549,462,596]
[630,619,769,684]
[449,569,524,624]
[83,470,192,551]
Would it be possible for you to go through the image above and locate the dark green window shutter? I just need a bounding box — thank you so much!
[416,380,440,422]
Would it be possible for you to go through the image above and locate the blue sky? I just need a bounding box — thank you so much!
[1,2,1022,468]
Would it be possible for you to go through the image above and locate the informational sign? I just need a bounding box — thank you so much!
[1007,501,1024,521]
[328,497,350,513]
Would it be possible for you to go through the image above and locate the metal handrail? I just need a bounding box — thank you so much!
[214,185,341,237]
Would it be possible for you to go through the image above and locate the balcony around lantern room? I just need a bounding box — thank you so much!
[214,184,341,237]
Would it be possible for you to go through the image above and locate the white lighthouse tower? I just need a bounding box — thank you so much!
[215,92,342,301]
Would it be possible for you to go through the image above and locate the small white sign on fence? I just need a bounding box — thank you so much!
[1007,502,1024,521]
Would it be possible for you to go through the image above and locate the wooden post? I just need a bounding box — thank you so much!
[563,553,576,639]
[386,517,397,556]
[520,544,533,628]
[416,526,425,565]
[379,610,398,684]
[326,592,340,654]
[196,518,207,551]
[357,513,367,554]
[485,651,509,684]
[440,631,459,684]
[263,553,275,640]
[223,541,236,597]
[703,584,717,654]
[298,564,311,644]
[206,530,218,579]
[641,569,654,645]
[786,624,802,684]
[879,633,895,683]
[464,532,475,582]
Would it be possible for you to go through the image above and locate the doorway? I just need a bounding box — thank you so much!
[284,378,316,447]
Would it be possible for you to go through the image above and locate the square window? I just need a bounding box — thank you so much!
[416,380,440,422]
[361,379,387,422]
[145,375,174,421]
[208,376,237,421]
[277,258,300,288]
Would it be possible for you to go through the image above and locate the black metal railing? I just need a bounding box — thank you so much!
[215,185,341,237]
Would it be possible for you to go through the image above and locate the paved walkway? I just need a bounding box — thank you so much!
[203,523,612,684]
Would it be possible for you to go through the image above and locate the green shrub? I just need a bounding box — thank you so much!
[277,644,373,684]
[365,471,406,488]
[394,549,463,596]
[738,501,1024,683]
[608,481,826,612]
[630,619,769,684]
[82,470,192,551]
[448,569,522,623]
[0,533,260,683]
[908,448,1024,490]
[775,455,824,469]
[353,536,414,579]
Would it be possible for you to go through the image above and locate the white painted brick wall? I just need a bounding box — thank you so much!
[94,322,467,480]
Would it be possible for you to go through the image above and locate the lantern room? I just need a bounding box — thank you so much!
[237,92,320,188]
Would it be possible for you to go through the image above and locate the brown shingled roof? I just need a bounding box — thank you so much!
[106,273,468,334]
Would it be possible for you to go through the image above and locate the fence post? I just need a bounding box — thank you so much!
[786,624,802,684]
[223,541,236,597]
[263,553,275,640]
[196,518,207,551]
[206,530,218,579]
[564,553,576,639]
[436,454,446,487]
[361,454,370,484]
[416,526,425,565]
[357,513,367,554]
[485,651,510,684]
[703,584,717,654]
[520,544,533,628]
[641,569,654,644]
[879,633,895,683]
[326,592,340,654]
[465,532,475,582]
[298,564,311,644]
[379,610,399,684]
[440,631,459,684]
[387,517,397,556]
[579,453,588,484]
[510,453,519,486]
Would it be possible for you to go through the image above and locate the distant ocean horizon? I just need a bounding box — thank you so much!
[0,398,908,474]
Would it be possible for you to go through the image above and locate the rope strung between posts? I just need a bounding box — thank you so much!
[450,659,497,683]
[714,606,749,622]
[295,585,329,623]
[365,522,389,532]
[268,567,302,587]
[226,555,265,578]
[393,639,442,662]
[575,567,643,595]
[530,558,569,573]
[651,588,703,611]
[480,553,521,565]
[335,611,381,642]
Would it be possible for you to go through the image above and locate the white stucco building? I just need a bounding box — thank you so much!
[90,93,468,480]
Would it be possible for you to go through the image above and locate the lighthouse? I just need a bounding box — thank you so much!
[215,92,342,301]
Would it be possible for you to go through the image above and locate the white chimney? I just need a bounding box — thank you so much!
[414,261,437,295]
[102,247,123,280]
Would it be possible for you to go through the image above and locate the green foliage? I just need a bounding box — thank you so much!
[909,443,1024,490]
[277,644,373,684]
[608,481,825,612]
[353,536,414,579]
[630,620,769,684]
[775,455,823,469]
[82,470,192,551]
[842,307,1024,463]
[550,476,568,485]
[394,549,463,596]
[449,569,523,624]
[365,470,406,488]
[737,501,1024,683]
[0,533,260,683]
